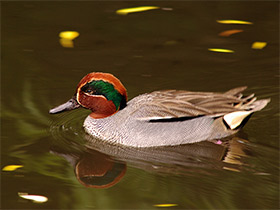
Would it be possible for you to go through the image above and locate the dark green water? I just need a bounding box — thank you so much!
[1,1,279,209]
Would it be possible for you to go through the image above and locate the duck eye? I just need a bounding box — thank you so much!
[81,84,96,95]
[84,88,96,95]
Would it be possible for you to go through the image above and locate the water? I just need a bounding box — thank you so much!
[1,1,279,209]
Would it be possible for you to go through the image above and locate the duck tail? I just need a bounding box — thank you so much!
[223,98,270,130]
[224,86,247,96]
[247,98,271,112]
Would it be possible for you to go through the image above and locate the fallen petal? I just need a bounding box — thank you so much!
[208,48,234,53]
[153,204,178,207]
[116,6,159,15]
[251,42,267,49]
[219,29,244,37]
[59,31,79,40]
[2,165,23,171]
[217,20,253,25]
[18,193,48,203]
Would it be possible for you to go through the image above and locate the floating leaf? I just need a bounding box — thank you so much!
[59,31,79,40]
[59,31,79,48]
[219,29,244,37]
[251,42,267,49]
[116,6,159,15]
[2,165,23,171]
[153,204,178,207]
[18,193,48,203]
[217,20,253,25]
[208,48,234,53]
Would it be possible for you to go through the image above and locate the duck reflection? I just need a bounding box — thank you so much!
[85,135,249,174]
[51,148,126,189]
[75,151,126,188]
[52,135,249,189]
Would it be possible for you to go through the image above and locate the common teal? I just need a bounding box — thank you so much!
[49,72,270,147]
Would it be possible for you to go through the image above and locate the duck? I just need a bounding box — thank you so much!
[49,72,270,147]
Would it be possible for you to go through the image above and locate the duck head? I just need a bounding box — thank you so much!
[49,72,127,119]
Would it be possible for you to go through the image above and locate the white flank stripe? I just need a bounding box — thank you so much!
[223,111,251,129]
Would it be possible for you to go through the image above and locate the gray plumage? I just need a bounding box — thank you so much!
[84,86,270,147]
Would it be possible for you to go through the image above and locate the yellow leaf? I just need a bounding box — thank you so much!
[116,6,160,15]
[208,48,234,53]
[2,165,23,171]
[153,204,178,207]
[59,31,79,40]
[219,29,244,37]
[18,193,48,203]
[217,20,253,25]
[251,42,267,49]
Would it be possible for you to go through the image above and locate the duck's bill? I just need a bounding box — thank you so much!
[49,96,80,114]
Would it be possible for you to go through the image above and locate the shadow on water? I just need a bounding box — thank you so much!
[51,135,251,189]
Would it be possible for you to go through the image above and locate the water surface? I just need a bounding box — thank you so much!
[1,1,279,209]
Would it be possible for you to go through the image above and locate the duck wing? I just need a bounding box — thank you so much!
[128,86,258,121]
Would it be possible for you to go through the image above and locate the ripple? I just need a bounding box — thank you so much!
[49,109,89,153]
